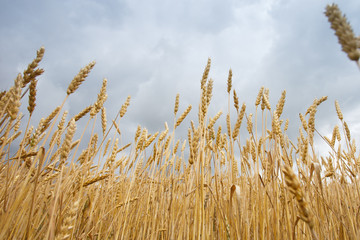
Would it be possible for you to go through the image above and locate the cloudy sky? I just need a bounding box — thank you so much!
[1,0,360,158]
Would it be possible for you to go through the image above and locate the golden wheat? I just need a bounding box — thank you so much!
[1,5,360,238]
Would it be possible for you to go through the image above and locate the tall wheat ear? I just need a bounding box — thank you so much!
[282,164,318,240]
[325,4,360,67]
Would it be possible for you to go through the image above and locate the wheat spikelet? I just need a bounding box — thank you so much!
[134,125,142,142]
[282,165,317,238]
[74,105,92,122]
[335,125,341,141]
[67,61,95,95]
[164,135,171,151]
[335,100,343,121]
[350,139,356,155]
[134,157,143,178]
[56,199,80,240]
[7,74,22,119]
[330,125,338,147]
[207,127,215,142]
[218,133,227,150]
[284,119,289,132]
[206,78,213,108]
[227,69,232,93]
[0,90,10,116]
[200,87,208,122]
[52,111,68,147]
[260,95,266,111]
[175,105,192,128]
[120,96,131,118]
[208,111,222,130]
[232,103,246,139]
[304,98,317,115]
[136,128,148,151]
[77,149,88,165]
[7,131,22,144]
[41,106,61,133]
[301,138,309,166]
[101,107,107,135]
[325,4,360,61]
[324,157,335,177]
[201,58,211,90]
[189,128,200,165]
[90,78,107,117]
[159,123,168,142]
[116,143,131,154]
[304,97,327,138]
[83,174,110,187]
[343,121,351,142]
[317,96,328,106]
[299,113,308,132]
[250,141,256,162]
[312,162,323,193]
[24,126,34,147]
[275,90,286,118]
[13,113,22,133]
[298,129,305,147]
[174,94,179,115]
[103,138,111,157]
[27,79,37,115]
[307,103,318,143]
[117,197,139,208]
[90,133,98,151]
[114,156,126,170]
[355,153,360,173]
[215,126,222,149]
[225,113,232,140]
[173,139,180,155]
[233,89,239,112]
[272,111,281,137]
[22,46,45,87]
[257,137,263,155]
[336,144,342,161]
[107,138,119,167]
[70,139,80,150]
[262,90,271,111]
[255,86,264,106]
[231,157,238,181]
[44,172,60,182]
[180,140,186,154]
[60,118,76,162]
[175,156,181,172]
[145,132,159,148]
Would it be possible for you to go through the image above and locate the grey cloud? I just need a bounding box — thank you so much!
[1,0,360,158]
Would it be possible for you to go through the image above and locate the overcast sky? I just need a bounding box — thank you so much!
[1,0,360,158]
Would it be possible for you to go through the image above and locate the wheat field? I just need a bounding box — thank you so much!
[0,4,359,240]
